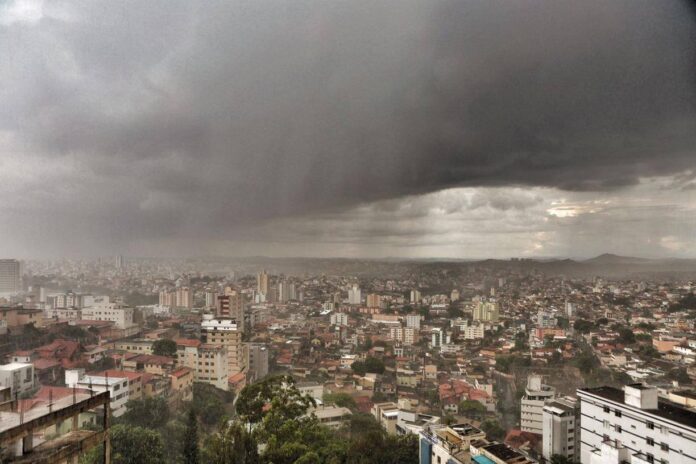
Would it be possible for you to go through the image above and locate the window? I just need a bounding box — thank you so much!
[615,410,622,418]
[660,443,668,452]
[647,421,655,430]
[646,454,654,464]
[647,437,654,446]
[616,425,622,433]
[604,406,610,413]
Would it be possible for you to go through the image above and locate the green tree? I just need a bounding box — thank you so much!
[573,319,593,334]
[203,421,259,464]
[152,338,177,357]
[363,357,385,374]
[459,400,486,419]
[480,420,506,442]
[120,396,170,429]
[82,424,166,464]
[183,408,200,464]
[323,392,357,410]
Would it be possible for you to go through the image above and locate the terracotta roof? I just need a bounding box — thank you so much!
[170,367,193,378]
[175,338,201,348]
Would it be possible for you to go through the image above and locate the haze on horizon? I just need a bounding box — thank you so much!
[1,0,695,260]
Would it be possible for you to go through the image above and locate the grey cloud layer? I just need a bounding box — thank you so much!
[1,0,695,255]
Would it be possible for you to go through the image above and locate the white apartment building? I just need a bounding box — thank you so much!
[330,312,349,327]
[578,384,696,464]
[390,326,416,346]
[462,324,485,340]
[81,304,134,330]
[0,363,35,396]
[406,314,421,329]
[521,374,556,434]
[348,284,361,305]
[542,397,580,462]
[66,369,129,417]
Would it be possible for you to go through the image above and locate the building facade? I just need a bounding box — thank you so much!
[578,384,696,464]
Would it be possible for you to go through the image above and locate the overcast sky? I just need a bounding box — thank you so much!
[1,0,695,259]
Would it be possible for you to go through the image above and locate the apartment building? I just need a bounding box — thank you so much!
[0,362,35,396]
[521,374,556,434]
[542,397,580,462]
[175,339,229,391]
[201,316,246,375]
[66,369,129,417]
[81,304,134,330]
[578,384,696,464]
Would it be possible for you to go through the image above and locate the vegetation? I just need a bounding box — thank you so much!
[119,397,170,429]
[350,357,385,376]
[152,338,178,357]
[322,392,357,410]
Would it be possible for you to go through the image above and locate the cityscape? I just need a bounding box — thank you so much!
[0,256,695,463]
[1,0,695,463]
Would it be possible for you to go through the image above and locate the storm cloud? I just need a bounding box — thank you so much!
[0,0,695,257]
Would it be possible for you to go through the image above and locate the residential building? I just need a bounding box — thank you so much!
[201,316,245,374]
[542,397,580,463]
[330,312,349,327]
[81,303,134,330]
[0,259,21,295]
[411,290,422,304]
[366,294,382,309]
[0,363,35,396]
[406,314,421,329]
[348,284,361,305]
[216,287,244,328]
[246,343,269,381]
[66,369,129,417]
[521,374,556,434]
[578,384,696,464]
[257,270,269,298]
[418,423,486,464]
[176,339,229,391]
[473,300,499,322]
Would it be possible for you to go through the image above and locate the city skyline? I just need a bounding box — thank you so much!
[1,0,695,259]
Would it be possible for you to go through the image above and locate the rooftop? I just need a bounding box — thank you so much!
[579,386,696,430]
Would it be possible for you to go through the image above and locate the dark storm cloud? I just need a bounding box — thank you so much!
[1,0,695,253]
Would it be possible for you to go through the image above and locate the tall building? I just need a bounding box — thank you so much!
[278,280,296,303]
[521,374,556,434]
[175,339,229,391]
[257,270,269,297]
[565,301,575,318]
[406,314,421,329]
[216,286,244,330]
[450,289,460,302]
[348,284,361,305]
[366,294,382,309]
[410,289,422,304]
[201,316,245,375]
[246,343,269,381]
[175,287,193,309]
[542,397,580,463]
[473,300,499,322]
[205,289,218,309]
[0,259,21,294]
[578,384,696,464]
[330,312,349,326]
